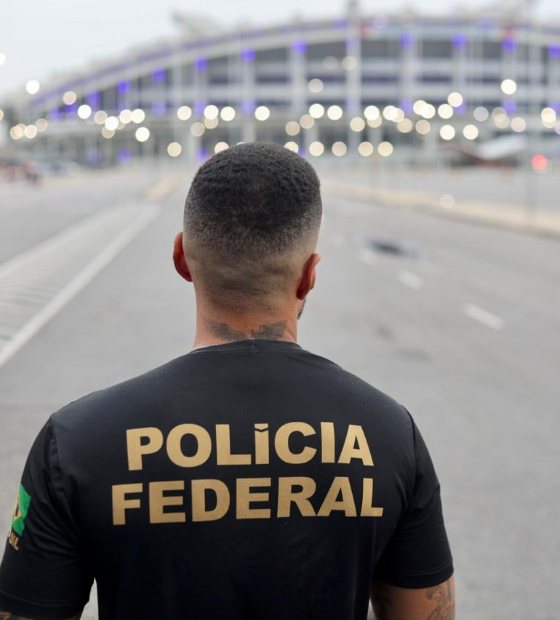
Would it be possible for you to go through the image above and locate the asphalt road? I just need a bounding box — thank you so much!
[0,164,558,619]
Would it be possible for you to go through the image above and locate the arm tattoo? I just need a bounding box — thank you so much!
[205,318,288,342]
[0,611,82,620]
[426,581,455,620]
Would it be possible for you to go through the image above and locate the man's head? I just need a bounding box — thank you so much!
[173,143,322,319]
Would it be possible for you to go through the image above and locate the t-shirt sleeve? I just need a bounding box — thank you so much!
[0,416,93,618]
[373,410,454,589]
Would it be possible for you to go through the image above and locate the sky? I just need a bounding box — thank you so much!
[2,0,560,97]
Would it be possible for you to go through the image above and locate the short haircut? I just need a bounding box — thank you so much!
[183,142,322,308]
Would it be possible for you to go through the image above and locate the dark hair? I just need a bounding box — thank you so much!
[184,142,322,262]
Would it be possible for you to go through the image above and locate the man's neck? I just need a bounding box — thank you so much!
[192,307,298,350]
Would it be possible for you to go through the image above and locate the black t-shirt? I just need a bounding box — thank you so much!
[0,339,453,620]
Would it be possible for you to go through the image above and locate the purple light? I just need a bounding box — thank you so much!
[152,68,166,82]
[401,33,414,48]
[196,148,209,163]
[152,102,167,116]
[549,44,560,58]
[118,149,132,164]
[242,99,256,115]
[194,101,206,115]
[292,40,307,54]
[299,148,307,157]
[452,33,468,48]
[400,98,413,114]
[241,47,255,62]
[347,35,360,51]
[117,80,130,94]
[194,57,208,71]
[49,109,62,121]
[334,18,348,30]
[503,100,517,115]
[502,37,517,52]
[65,103,78,115]
[455,103,468,115]
[548,101,560,113]
[86,91,100,107]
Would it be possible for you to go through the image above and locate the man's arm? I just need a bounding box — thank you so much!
[371,576,455,620]
[0,611,82,620]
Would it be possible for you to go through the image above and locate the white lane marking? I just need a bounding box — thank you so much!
[359,248,376,265]
[398,270,424,290]
[463,303,504,331]
[0,206,160,370]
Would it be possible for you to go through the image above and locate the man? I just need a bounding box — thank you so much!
[0,143,454,619]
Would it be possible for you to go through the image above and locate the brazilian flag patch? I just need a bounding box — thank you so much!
[12,484,32,536]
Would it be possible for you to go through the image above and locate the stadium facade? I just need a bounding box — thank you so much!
[3,4,560,164]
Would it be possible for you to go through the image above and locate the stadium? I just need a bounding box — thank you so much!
[2,0,560,165]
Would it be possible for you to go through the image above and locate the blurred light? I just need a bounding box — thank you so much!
[26,80,40,95]
[153,102,166,116]
[495,115,511,129]
[342,56,357,70]
[474,106,489,122]
[117,121,125,130]
[102,127,115,139]
[378,141,394,157]
[286,121,301,136]
[367,116,382,128]
[105,116,119,131]
[255,105,270,121]
[401,32,414,48]
[167,142,182,157]
[364,105,380,120]
[10,126,23,140]
[309,103,325,119]
[397,118,413,133]
[194,57,208,71]
[358,141,374,157]
[327,105,343,121]
[118,149,132,164]
[177,106,192,121]
[299,114,315,129]
[323,56,338,70]
[394,108,405,122]
[0,53,6,66]
[214,142,229,153]
[350,117,366,132]
[332,141,347,156]
[119,109,132,124]
[203,117,219,129]
[308,78,324,93]
[452,33,468,48]
[532,154,549,171]
[440,194,455,209]
[413,100,426,115]
[309,141,325,156]
[152,68,166,82]
[503,100,517,116]
[440,125,456,140]
[284,141,299,153]
[131,108,145,124]
[502,37,517,52]
[117,80,130,94]
[191,122,205,137]
[135,127,150,142]
[35,118,48,132]
[463,124,479,140]
[62,91,77,105]
[501,79,517,95]
[292,40,307,54]
[220,106,235,121]
[438,104,454,119]
[422,104,436,119]
[448,92,464,108]
[0,109,4,122]
[204,105,219,120]
[241,47,255,62]
[511,117,526,132]
[77,104,91,120]
[86,91,101,107]
[94,110,108,125]
[24,125,37,139]
[383,106,398,121]
[549,44,560,58]
[541,107,557,127]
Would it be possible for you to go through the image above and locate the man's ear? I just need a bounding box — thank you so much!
[173,232,193,283]
[296,253,321,301]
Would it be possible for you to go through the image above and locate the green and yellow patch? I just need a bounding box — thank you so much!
[12,484,31,536]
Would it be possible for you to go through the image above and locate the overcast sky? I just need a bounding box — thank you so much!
[2,0,560,96]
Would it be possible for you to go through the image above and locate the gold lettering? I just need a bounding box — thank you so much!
[126,428,164,471]
[320,422,336,463]
[216,424,252,465]
[254,423,270,465]
[275,422,317,464]
[8,531,19,550]
[112,483,143,525]
[277,477,316,517]
[149,481,186,524]
[338,425,374,466]
[317,477,357,517]
[191,479,230,522]
[236,478,271,519]
[166,424,212,468]
[361,478,384,517]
